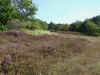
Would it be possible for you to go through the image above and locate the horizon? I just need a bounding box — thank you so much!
[33,0,100,24]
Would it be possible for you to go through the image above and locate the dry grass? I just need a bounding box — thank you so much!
[0,31,100,75]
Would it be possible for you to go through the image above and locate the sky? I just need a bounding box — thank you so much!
[33,0,100,24]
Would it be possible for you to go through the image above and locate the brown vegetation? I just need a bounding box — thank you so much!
[0,31,100,75]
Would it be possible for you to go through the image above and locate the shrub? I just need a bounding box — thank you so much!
[92,15,100,26]
[8,19,48,30]
[69,21,82,32]
[60,24,69,31]
[56,24,68,31]
[48,22,57,31]
[0,25,13,31]
[80,20,100,36]
[48,22,68,31]
[7,19,22,29]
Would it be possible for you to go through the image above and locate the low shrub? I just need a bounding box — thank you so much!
[0,25,13,31]
[8,19,48,30]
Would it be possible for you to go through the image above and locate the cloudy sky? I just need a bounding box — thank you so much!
[33,0,100,24]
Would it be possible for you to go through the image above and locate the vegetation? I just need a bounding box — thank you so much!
[69,16,100,36]
[80,19,100,35]
[1,0,100,75]
[0,32,100,75]
[20,29,57,35]
[48,22,68,31]
[0,0,14,25]
[0,0,50,34]
[1,0,100,36]
[47,15,100,36]
[69,21,82,32]
[11,0,37,20]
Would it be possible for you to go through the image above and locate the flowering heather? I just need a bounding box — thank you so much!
[0,72,5,75]
[3,55,12,65]
[0,55,12,75]
[7,29,19,33]
[0,32,99,75]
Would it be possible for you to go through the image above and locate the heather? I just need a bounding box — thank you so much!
[1,0,100,75]
[0,31,100,75]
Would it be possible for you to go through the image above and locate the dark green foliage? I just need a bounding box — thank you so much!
[69,16,100,36]
[12,0,37,20]
[48,22,57,31]
[69,21,82,32]
[80,20,100,36]
[48,22,68,31]
[61,24,69,31]
[0,0,14,25]
[56,24,68,31]
[0,25,13,31]
[92,15,100,26]
[0,0,14,31]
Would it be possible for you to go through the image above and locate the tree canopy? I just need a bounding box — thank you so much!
[12,0,37,20]
[69,21,82,32]
[0,0,14,25]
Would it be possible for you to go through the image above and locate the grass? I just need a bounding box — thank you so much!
[61,33,100,42]
[20,29,58,35]
[0,31,100,75]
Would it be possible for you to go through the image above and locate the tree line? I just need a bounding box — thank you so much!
[48,15,100,36]
[69,15,100,36]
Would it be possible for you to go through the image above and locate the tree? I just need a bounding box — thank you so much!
[69,21,82,32]
[39,20,48,30]
[12,0,37,20]
[48,22,57,31]
[92,15,100,26]
[18,18,48,30]
[56,24,68,31]
[0,0,14,25]
[32,19,48,30]
[80,19,99,35]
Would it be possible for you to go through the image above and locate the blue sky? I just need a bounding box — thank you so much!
[33,0,100,24]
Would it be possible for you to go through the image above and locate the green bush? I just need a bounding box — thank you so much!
[56,24,68,31]
[60,24,69,31]
[92,15,100,26]
[0,25,13,31]
[68,16,100,36]
[0,0,14,25]
[8,19,48,30]
[48,22,68,31]
[80,20,100,36]
[69,21,82,32]
[20,21,40,30]
[48,22,57,31]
